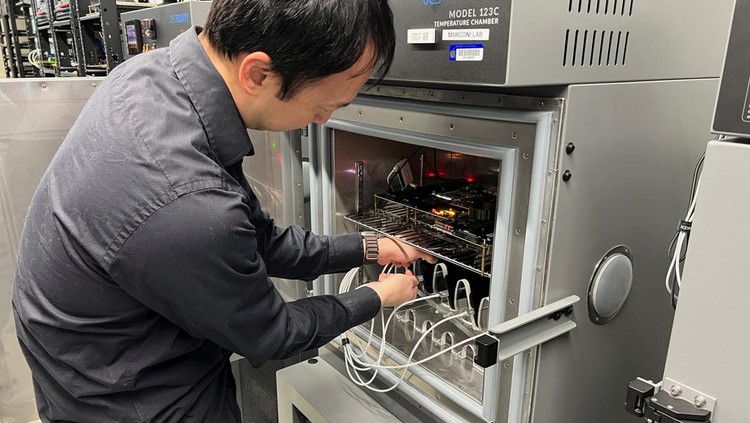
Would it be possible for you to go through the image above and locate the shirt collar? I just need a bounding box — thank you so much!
[169,26,254,167]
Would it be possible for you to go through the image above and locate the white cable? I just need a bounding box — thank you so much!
[339,264,438,365]
[345,293,440,377]
[27,49,43,69]
[476,297,490,331]
[346,312,466,377]
[453,278,479,329]
[339,263,439,385]
[343,296,440,389]
[347,330,486,371]
[345,311,474,392]
[339,267,360,294]
[339,261,485,393]
[431,262,448,293]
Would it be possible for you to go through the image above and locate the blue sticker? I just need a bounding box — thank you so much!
[170,13,189,24]
[449,43,484,62]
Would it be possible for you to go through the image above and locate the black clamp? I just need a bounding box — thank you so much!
[679,220,692,233]
[473,335,498,368]
[625,379,712,423]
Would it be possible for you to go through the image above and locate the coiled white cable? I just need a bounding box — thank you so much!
[339,262,487,393]
[28,49,43,69]
[454,278,478,329]
[345,311,472,393]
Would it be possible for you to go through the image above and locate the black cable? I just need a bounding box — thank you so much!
[458,156,478,177]
[666,152,705,261]
[666,142,712,309]
[424,159,439,176]
[449,152,454,179]
[434,149,441,179]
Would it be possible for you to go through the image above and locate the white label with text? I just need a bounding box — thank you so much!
[407,28,437,44]
[442,28,489,41]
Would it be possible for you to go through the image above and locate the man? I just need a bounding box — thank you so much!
[12,0,433,421]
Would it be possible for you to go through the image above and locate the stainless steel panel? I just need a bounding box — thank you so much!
[385,0,732,87]
[660,140,750,423]
[507,0,733,85]
[277,358,400,423]
[533,79,719,423]
[0,77,100,423]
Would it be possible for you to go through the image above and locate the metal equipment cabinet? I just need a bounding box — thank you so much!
[275,1,737,422]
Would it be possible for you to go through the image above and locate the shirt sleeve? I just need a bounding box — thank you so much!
[254,223,365,280]
[238,168,364,281]
[108,188,381,367]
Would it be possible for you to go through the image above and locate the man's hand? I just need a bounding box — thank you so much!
[376,237,437,267]
[365,270,419,308]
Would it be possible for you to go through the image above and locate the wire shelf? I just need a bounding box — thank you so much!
[345,196,493,277]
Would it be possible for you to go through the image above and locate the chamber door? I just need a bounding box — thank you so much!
[309,93,561,423]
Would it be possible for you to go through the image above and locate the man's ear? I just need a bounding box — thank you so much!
[238,52,273,97]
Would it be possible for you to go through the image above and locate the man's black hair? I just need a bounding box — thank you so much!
[203,0,395,101]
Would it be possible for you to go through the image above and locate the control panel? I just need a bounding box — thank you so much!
[387,0,512,86]
[713,0,750,137]
[124,19,143,56]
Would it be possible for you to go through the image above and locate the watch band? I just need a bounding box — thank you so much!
[362,232,380,264]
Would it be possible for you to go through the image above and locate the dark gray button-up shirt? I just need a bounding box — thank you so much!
[12,27,380,423]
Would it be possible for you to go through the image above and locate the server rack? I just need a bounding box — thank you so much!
[75,0,152,76]
[1,0,41,77]
[27,0,148,76]
[30,0,56,76]
[48,0,81,76]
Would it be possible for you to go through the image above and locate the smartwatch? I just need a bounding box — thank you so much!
[362,232,380,264]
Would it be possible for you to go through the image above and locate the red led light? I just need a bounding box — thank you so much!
[466,177,475,182]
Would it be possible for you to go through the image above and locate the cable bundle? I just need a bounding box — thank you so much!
[664,135,728,307]
[28,50,44,69]
[665,152,705,307]
[338,263,488,393]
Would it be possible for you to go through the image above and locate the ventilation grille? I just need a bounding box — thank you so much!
[563,29,630,67]
[568,0,634,16]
